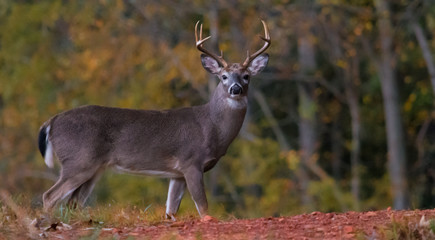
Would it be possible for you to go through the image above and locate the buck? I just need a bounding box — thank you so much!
[38,20,270,220]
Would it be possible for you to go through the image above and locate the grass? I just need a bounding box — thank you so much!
[0,190,200,239]
[54,204,159,227]
[371,214,435,240]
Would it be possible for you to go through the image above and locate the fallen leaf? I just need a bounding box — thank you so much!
[201,215,217,222]
[343,226,354,233]
[58,222,72,230]
[170,222,185,228]
[45,222,59,232]
[112,228,122,234]
[419,215,430,227]
[366,211,377,217]
[344,233,355,239]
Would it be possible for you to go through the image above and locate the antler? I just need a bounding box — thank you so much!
[242,20,271,68]
[195,21,228,68]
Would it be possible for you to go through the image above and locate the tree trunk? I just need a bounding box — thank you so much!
[297,22,316,209]
[375,0,409,209]
[344,56,361,210]
[331,114,343,181]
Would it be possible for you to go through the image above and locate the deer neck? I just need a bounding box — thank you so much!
[207,82,247,145]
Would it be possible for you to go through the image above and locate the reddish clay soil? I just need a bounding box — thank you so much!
[24,209,435,239]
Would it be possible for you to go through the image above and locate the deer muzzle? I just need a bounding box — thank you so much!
[229,83,243,95]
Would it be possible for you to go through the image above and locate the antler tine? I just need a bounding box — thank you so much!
[242,20,271,68]
[195,21,228,68]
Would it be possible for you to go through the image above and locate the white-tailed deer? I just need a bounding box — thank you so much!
[38,20,270,220]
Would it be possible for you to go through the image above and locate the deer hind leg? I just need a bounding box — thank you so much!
[43,165,101,211]
[67,168,104,209]
[165,177,186,221]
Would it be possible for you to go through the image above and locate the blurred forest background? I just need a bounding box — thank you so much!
[1,0,435,218]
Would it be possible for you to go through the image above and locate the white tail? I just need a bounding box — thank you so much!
[38,20,270,220]
[38,124,55,168]
[44,126,55,168]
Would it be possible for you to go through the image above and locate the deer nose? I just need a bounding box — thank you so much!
[229,83,243,95]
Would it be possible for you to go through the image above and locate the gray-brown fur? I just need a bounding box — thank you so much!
[39,22,269,219]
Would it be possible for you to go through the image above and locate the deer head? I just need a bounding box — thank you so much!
[195,20,270,104]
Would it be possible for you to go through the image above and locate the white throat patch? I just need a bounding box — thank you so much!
[226,96,248,109]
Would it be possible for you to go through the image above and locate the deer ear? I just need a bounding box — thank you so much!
[201,54,222,75]
[247,53,269,76]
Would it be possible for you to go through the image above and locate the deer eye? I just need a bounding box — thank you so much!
[222,75,228,80]
[243,75,250,80]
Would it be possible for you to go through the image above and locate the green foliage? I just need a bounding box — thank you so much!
[218,137,296,217]
[365,174,393,210]
[308,179,355,212]
[94,172,168,207]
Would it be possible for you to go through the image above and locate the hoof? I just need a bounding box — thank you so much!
[165,213,177,221]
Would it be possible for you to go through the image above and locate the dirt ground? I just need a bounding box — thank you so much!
[7,209,435,239]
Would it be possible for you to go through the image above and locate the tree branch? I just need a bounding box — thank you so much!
[412,21,435,95]
[252,88,291,151]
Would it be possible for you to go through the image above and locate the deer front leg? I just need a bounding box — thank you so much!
[165,177,186,221]
[184,167,208,218]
